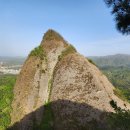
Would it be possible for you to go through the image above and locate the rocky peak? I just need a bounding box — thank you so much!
[42,29,65,42]
[10,30,69,129]
[41,29,68,53]
[10,30,130,130]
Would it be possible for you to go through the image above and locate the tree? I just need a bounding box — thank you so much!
[104,0,130,35]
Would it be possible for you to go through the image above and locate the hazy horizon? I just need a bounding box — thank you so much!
[0,53,130,58]
[0,0,130,57]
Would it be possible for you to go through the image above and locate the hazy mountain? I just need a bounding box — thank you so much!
[89,54,130,67]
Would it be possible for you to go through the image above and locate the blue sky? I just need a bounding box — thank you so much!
[0,0,130,57]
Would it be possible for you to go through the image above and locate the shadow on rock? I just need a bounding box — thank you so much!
[7,99,111,130]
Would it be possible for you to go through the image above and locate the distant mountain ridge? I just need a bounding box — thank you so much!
[1,54,130,67]
[0,56,25,66]
[89,54,130,67]
[89,54,130,98]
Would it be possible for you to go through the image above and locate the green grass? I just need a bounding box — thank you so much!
[0,75,16,130]
[29,46,46,60]
[58,44,77,61]
[0,75,16,86]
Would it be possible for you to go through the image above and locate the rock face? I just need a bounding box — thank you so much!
[11,30,67,129]
[50,53,130,130]
[10,30,130,130]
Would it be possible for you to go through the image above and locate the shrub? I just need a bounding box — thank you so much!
[37,102,54,130]
[58,44,77,61]
[29,46,46,60]
[108,100,130,130]
[109,100,119,111]
[87,58,97,66]
[113,88,130,103]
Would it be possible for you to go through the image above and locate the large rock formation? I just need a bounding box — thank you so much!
[10,30,130,130]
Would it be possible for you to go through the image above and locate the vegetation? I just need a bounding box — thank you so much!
[48,79,53,101]
[41,44,77,130]
[43,29,65,42]
[89,55,130,129]
[90,55,130,102]
[108,100,130,130]
[114,87,130,103]
[102,67,130,102]
[101,66,130,103]
[37,77,54,129]
[38,102,54,130]
[0,75,53,130]
[29,46,46,60]
[58,44,77,61]
[102,66,130,89]
[0,75,16,130]
[87,58,96,66]
[1,55,130,129]
[89,54,130,67]
[104,0,130,35]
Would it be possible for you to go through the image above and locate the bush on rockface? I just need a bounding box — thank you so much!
[108,100,130,130]
[87,58,97,66]
[29,46,46,60]
[58,44,77,61]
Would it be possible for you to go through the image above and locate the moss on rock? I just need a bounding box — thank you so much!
[58,44,77,61]
[29,46,46,60]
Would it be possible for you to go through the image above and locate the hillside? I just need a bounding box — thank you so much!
[89,55,130,103]
[6,30,130,130]
[89,55,130,89]
[89,54,130,67]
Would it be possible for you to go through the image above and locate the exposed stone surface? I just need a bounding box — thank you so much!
[11,30,67,129]
[10,29,130,130]
[50,53,130,130]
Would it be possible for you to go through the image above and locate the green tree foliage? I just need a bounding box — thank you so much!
[0,75,16,130]
[104,0,130,34]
